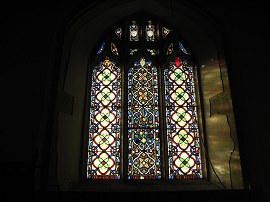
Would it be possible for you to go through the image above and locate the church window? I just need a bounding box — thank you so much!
[87,17,203,180]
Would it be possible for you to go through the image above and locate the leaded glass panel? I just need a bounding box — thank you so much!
[130,49,139,55]
[97,42,105,55]
[111,43,119,56]
[129,21,139,41]
[147,49,159,56]
[162,27,171,38]
[164,58,202,179]
[167,43,173,55]
[179,42,190,55]
[115,27,122,40]
[87,58,121,179]
[127,58,161,179]
[146,20,155,41]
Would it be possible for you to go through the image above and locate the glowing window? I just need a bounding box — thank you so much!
[164,58,202,179]
[87,18,203,181]
[87,58,121,179]
[127,58,161,179]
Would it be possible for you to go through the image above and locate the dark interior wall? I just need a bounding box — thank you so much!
[0,0,81,163]
[0,0,86,194]
[210,1,270,199]
[1,0,269,201]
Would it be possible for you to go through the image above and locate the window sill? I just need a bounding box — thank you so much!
[72,178,224,192]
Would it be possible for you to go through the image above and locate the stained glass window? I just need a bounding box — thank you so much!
[97,42,105,55]
[111,43,119,56]
[164,57,202,179]
[87,57,121,179]
[147,49,159,56]
[127,58,161,179]
[129,21,139,41]
[162,27,171,38]
[167,43,173,55]
[179,42,190,55]
[115,27,122,40]
[146,20,155,41]
[130,49,139,55]
[88,18,204,182]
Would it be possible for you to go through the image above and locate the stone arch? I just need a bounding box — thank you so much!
[42,0,243,191]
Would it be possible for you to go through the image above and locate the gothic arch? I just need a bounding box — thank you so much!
[41,0,244,191]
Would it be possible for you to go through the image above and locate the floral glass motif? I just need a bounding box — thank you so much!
[88,57,121,179]
[111,43,119,56]
[127,58,161,179]
[147,49,159,56]
[115,27,122,40]
[130,49,139,55]
[146,20,155,41]
[179,42,190,55]
[97,42,105,55]
[162,27,171,38]
[167,43,173,55]
[129,21,139,41]
[164,57,202,179]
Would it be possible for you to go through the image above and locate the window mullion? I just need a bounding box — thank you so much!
[122,62,129,182]
[158,64,169,181]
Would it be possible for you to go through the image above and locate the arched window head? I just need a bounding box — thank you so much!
[87,16,203,181]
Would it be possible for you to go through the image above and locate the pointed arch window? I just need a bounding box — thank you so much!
[87,16,204,181]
